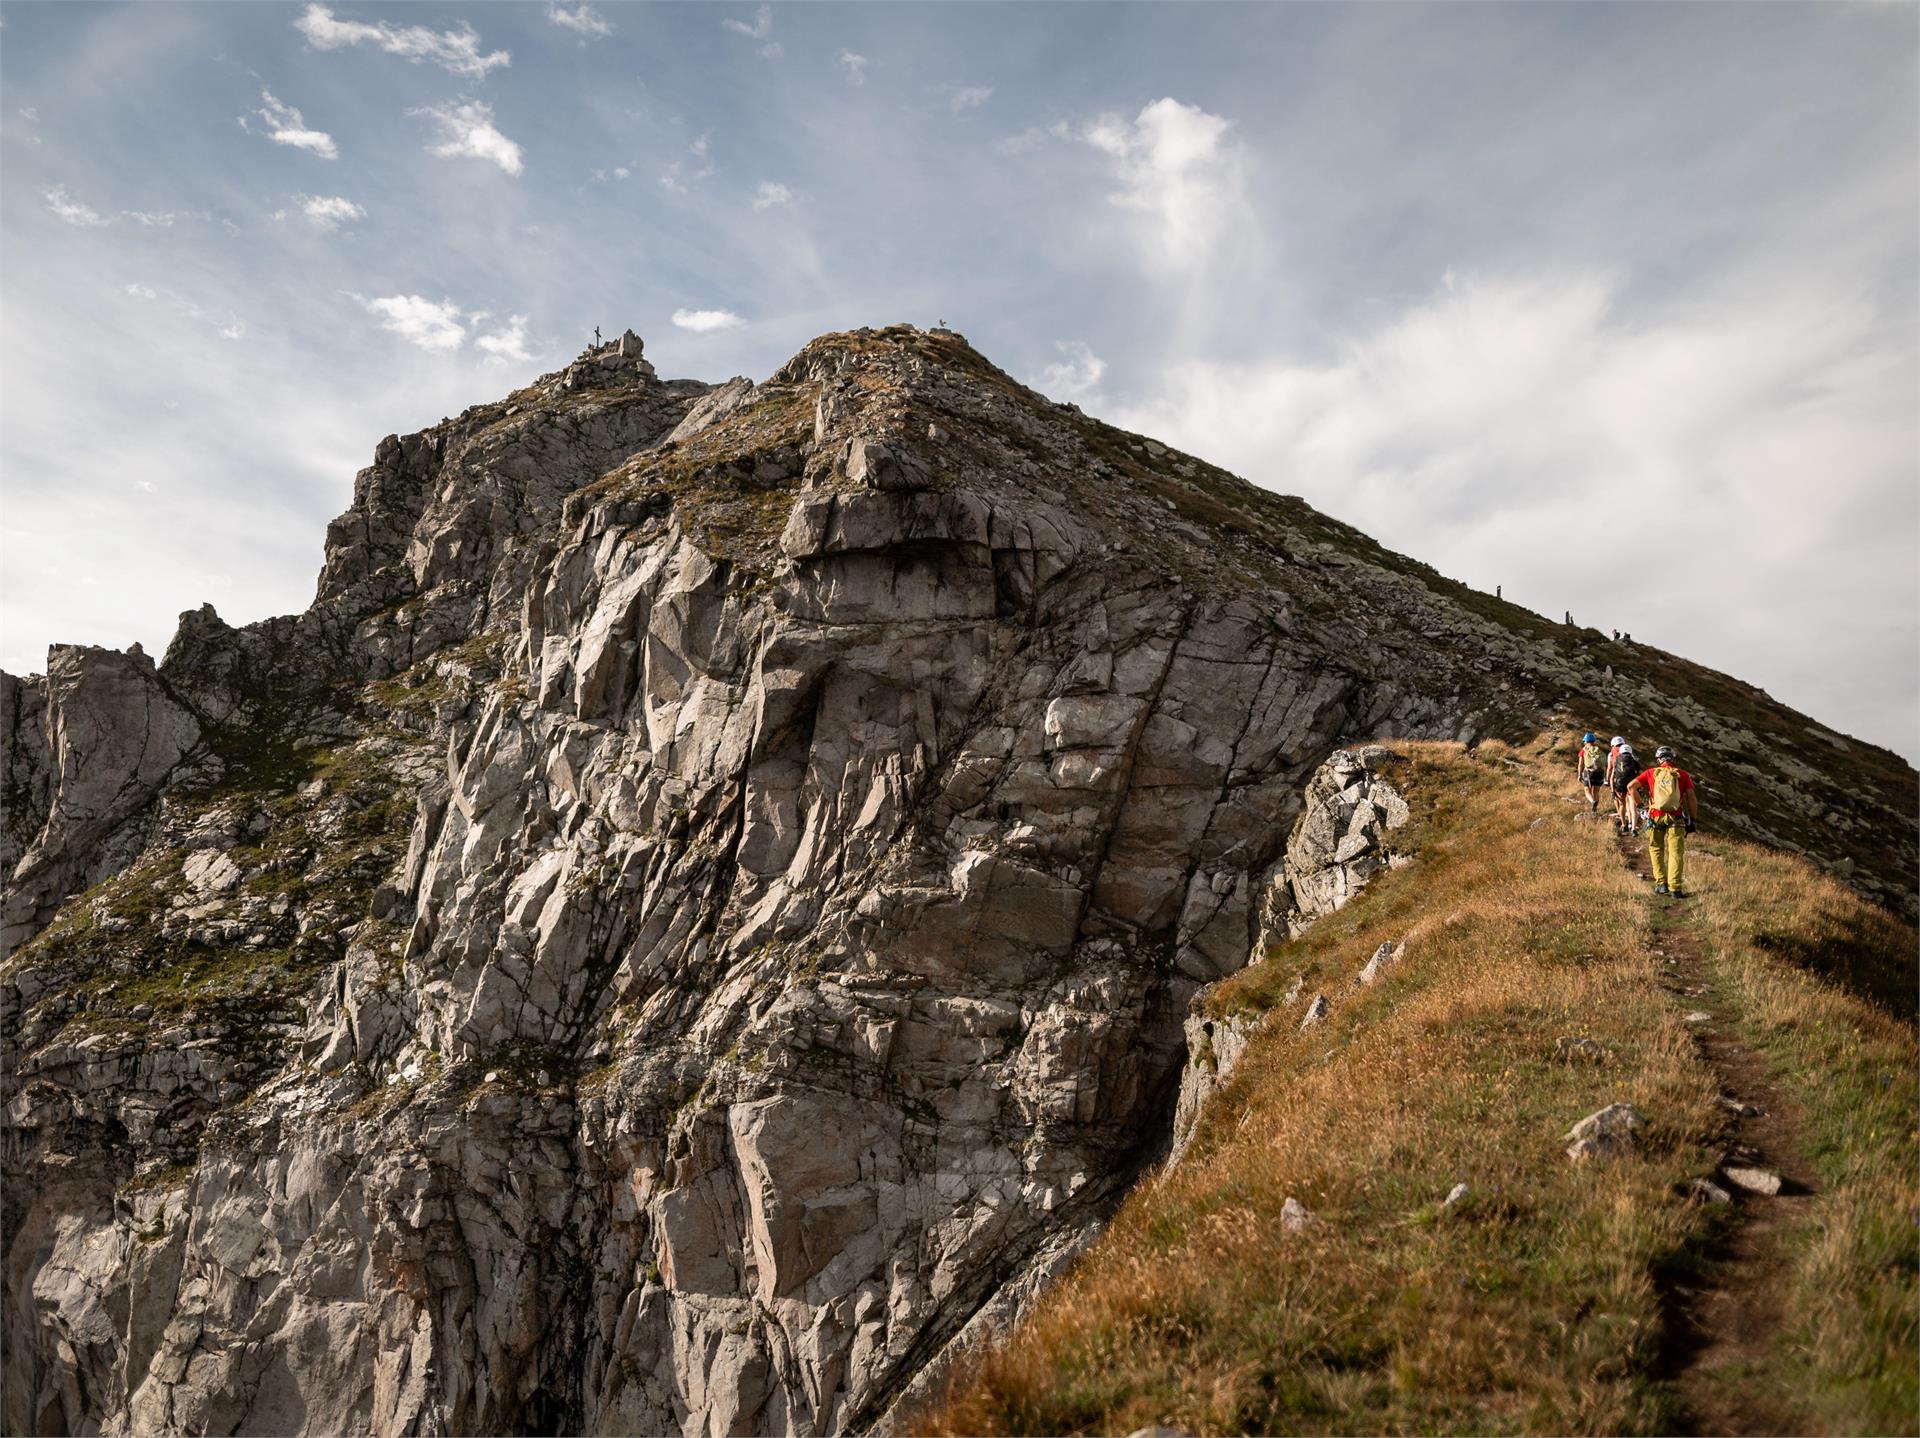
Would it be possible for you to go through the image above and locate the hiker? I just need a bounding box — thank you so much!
[1575,732,1608,813]
[1608,738,1641,834]
[1626,745,1698,896]
[1495,584,1502,599]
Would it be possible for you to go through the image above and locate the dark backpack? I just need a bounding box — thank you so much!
[1614,753,1642,785]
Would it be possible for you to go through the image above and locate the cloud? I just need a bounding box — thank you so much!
[722,5,780,57]
[122,281,246,340]
[949,85,993,113]
[546,2,611,39]
[44,185,108,227]
[474,314,534,363]
[411,101,523,176]
[294,4,509,78]
[839,50,869,86]
[295,195,366,229]
[671,308,745,333]
[1077,97,1249,276]
[360,294,467,352]
[1112,269,1918,747]
[660,135,715,194]
[722,5,771,38]
[997,119,1071,156]
[751,180,795,210]
[243,88,338,159]
[123,210,180,227]
[1038,340,1106,402]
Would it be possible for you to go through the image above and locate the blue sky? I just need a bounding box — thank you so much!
[2,2,1915,759]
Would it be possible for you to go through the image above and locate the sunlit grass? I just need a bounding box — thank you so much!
[916,739,1917,1436]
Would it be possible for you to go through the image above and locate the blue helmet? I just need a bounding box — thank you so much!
[1582,731,1596,743]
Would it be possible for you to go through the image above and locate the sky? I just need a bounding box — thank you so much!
[1,2,1915,761]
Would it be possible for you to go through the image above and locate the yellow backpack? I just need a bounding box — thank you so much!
[1650,764,1683,812]
[1580,742,1603,771]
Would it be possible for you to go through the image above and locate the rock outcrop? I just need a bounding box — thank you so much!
[3,324,1914,1436]
[1169,746,1410,1161]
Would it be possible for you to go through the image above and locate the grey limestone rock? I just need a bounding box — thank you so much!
[1720,1164,1783,1197]
[3,323,1912,1437]
[1,644,201,954]
[1564,1102,1643,1162]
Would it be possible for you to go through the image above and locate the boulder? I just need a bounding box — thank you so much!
[1564,1103,1643,1162]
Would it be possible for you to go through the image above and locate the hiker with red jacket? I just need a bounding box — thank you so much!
[1626,746,1699,897]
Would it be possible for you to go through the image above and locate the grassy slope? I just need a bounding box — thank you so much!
[1684,842,1919,1430]
[917,739,1917,1436]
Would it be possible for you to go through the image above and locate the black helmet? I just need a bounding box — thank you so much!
[1655,745,1675,761]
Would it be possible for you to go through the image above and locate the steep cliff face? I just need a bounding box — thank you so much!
[3,325,1913,1436]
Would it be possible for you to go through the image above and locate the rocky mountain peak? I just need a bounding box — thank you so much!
[2,322,1913,1436]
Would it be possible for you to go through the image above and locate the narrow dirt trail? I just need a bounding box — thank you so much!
[1611,820,1818,1435]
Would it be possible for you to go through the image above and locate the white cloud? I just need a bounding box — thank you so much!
[296,195,366,229]
[294,4,509,78]
[997,119,1071,156]
[723,5,771,38]
[949,85,993,113]
[411,101,523,176]
[671,308,745,333]
[839,50,869,86]
[1038,340,1106,402]
[1077,97,1249,277]
[123,210,179,227]
[360,294,467,353]
[1113,270,1918,747]
[722,6,780,56]
[18,106,36,122]
[751,180,795,210]
[660,135,715,194]
[44,185,108,227]
[243,88,337,159]
[546,2,611,39]
[120,282,246,341]
[475,314,534,363]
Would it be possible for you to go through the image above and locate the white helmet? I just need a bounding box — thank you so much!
[1609,736,1625,747]
[1619,743,1634,754]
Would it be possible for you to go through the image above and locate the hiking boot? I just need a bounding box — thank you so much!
[1669,887,1688,899]
[1654,884,1671,896]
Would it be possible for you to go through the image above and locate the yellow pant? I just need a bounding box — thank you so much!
[1648,817,1686,891]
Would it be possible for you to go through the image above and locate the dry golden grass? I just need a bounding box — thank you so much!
[915,738,1917,1436]
[1681,839,1918,1433]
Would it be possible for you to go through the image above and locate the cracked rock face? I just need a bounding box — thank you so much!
[2,324,1914,1437]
